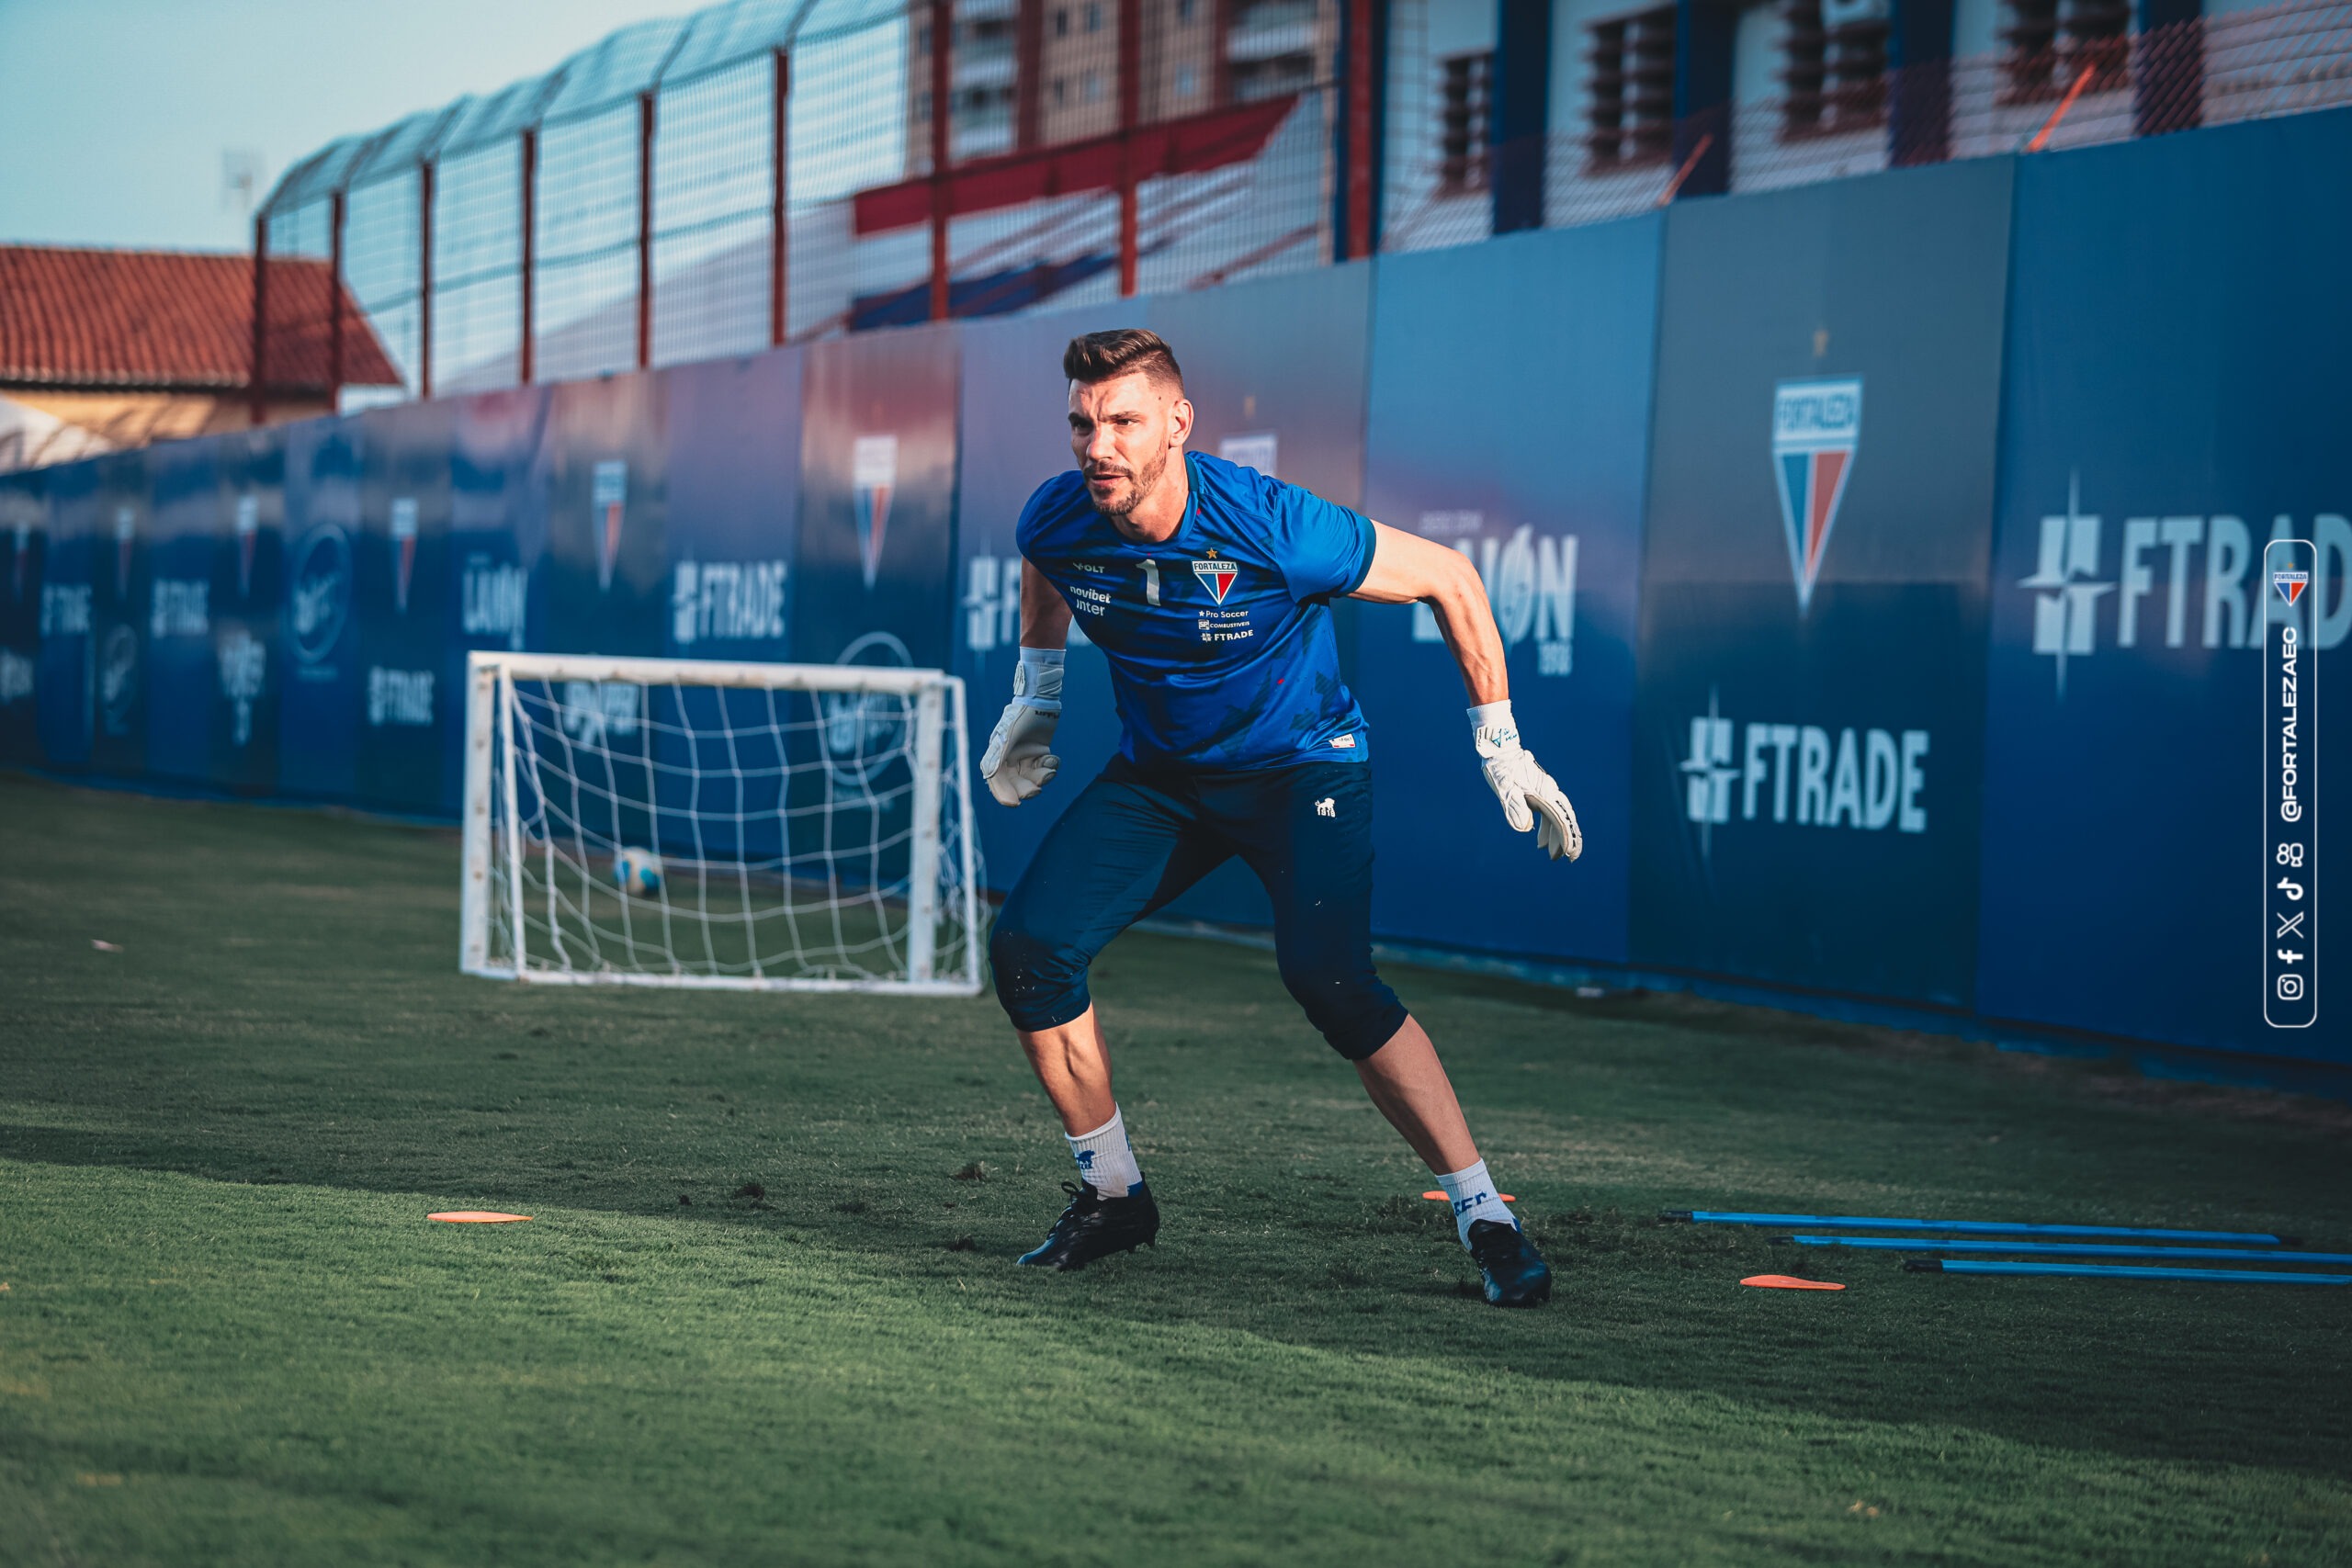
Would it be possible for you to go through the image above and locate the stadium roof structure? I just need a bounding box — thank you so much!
[0,244,401,395]
[260,0,904,218]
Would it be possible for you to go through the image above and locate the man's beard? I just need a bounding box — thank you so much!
[1088,446,1169,519]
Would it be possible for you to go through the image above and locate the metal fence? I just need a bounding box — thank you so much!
[257,0,2352,412]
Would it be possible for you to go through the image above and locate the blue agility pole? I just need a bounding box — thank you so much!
[1779,1235,2352,1263]
[1660,1210,2290,1244]
[1905,1258,2350,1285]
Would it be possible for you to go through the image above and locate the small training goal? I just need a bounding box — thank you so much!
[460,651,982,995]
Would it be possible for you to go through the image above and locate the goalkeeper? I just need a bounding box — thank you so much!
[983,330,1580,1308]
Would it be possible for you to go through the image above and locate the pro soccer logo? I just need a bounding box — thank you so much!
[390,498,418,615]
[1191,552,1238,604]
[592,459,627,592]
[853,435,898,591]
[1770,378,1862,615]
[2275,569,2310,606]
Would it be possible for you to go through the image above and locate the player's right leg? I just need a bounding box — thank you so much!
[989,760,1226,1269]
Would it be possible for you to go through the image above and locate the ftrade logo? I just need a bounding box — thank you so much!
[390,498,418,614]
[1409,513,1577,677]
[593,460,628,592]
[853,435,898,591]
[672,559,787,646]
[1679,692,1930,847]
[1771,378,1862,615]
[2016,473,2348,698]
[964,553,1091,650]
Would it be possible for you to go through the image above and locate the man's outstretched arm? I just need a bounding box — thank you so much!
[1019,558,1072,650]
[980,560,1075,807]
[1351,521,1582,862]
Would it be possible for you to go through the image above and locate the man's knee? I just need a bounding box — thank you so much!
[1278,955,1408,1062]
[989,909,1093,1032]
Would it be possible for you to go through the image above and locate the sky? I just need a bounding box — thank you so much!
[0,0,703,253]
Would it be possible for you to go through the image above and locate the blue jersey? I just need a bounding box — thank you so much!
[1018,451,1376,772]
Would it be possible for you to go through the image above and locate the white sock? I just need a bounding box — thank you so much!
[1066,1107,1143,1197]
[1436,1159,1515,1245]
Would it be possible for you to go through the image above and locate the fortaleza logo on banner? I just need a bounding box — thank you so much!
[593,460,628,592]
[1770,378,1862,615]
[234,496,259,599]
[390,498,418,614]
[1408,512,1577,676]
[853,435,898,591]
[2017,472,2349,697]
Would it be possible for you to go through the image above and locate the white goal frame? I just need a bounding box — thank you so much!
[459,649,983,996]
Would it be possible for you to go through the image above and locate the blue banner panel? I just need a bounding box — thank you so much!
[213,428,286,795]
[0,470,43,762]
[356,400,456,812]
[953,303,1146,893]
[90,450,151,777]
[1131,266,1377,926]
[279,419,365,799]
[1630,158,2013,1007]
[36,460,96,768]
[1979,111,2352,1064]
[442,387,551,807]
[665,349,802,661]
[145,440,223,784]
[1357,218,1659,964]
[543,376,668,658]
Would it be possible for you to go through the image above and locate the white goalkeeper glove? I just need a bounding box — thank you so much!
[980,648,1064,807]
[1470,700,1581,862]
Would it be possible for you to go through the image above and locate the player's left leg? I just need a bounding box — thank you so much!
[1214,761,1552,1307]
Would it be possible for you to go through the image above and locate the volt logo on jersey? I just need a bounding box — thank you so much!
[1770,377,1862,615]
[592,460,627,592]
[2275,569,2310,605]
[1191,554,1238,604]
[853,434,898,591]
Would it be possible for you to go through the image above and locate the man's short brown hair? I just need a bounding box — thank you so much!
[1063,329,1183,393]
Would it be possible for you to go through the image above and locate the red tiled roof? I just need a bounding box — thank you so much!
[0,243,401,392]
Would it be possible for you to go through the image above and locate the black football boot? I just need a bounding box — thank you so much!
[1466,1219,1553,1307]
[1016,1181,1160,1270]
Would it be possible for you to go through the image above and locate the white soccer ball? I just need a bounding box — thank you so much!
[613,846,664,897]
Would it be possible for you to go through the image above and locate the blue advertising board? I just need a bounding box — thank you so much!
[1978,110,2351,1064]
[356,400,456,812]
[441,387,548,807]
[1630,157,2013,1008]
[0,469,44,762]
[36,459,96,769]
[213,426,286,795]
[542,376,668,659]
[144,439,223,784]
[279,419,365,799]
[1356,218,1658,964]
[90,450,151,777]
[953,302,1145,891]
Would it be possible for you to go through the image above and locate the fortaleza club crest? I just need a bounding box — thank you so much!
[1191,551,1238,604]
[2275,569,2310,605]
[390,497,418,615]
[1770,377,1862,614]
[853,434,898,591]
[592,459,627,592]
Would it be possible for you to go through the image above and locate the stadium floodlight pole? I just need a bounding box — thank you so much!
[1661,1210,2288,1244]
[1906,1258,2351,1286]
[1779,1235,2352,1263]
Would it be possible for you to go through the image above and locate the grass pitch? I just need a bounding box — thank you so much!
[2,771,2348,1566]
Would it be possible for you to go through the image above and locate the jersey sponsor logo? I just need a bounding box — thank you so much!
[1191,556,1238,604]
[2016,472,2347,698]
[854,434,898,591]
[235,496,259,600]
[1329,734,1355,750]
[592,460,628,592]
[1771,377,1862,615]
[288,525,352,670]
[390,498,418,614]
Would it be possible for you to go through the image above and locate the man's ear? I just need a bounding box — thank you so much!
[1169,396,1193,450]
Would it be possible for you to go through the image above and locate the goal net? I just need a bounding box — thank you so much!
[460,652,983,995]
